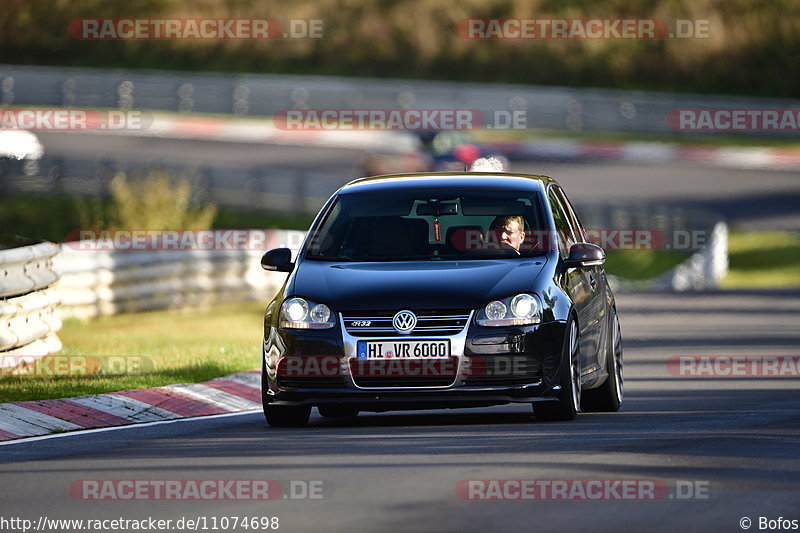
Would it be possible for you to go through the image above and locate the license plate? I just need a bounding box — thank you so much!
[357,339,450,360]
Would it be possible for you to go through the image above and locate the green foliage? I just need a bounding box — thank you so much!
[107,171,217,230]
[1,0,798,96]
[75,171,217,231]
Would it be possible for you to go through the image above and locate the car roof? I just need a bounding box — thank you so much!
[338,172,554,195]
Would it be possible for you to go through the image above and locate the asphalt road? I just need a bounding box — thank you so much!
[35,132,365,174]
[1,289,798,533]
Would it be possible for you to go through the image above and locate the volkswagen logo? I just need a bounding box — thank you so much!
[392,310,417,334]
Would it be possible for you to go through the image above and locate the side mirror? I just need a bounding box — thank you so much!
[563,243,605,269]
[261,248,294,272]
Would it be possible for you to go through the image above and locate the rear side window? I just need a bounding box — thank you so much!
[547,188,577,256]
[553,186,586,242]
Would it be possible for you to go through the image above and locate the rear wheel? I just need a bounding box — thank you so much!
[581,310,623,412]
[535,318,580,421]
[318,406,359,418]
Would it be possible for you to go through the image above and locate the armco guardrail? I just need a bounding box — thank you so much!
[2,64,799,136]
[55,230,305,319]
[0,240,62,362]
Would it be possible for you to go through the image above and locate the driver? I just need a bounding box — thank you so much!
[490,215,526,253]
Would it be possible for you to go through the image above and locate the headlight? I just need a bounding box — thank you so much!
[511,294,536,319]
[485,300,507,321]
[280,297,335,329]
[477,293,542,327]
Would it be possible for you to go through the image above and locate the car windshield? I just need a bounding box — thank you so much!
[304,188,548,261]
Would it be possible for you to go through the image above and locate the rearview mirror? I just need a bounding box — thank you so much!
[261,248,294,272]
[416,201,458,216]
[563,243,605,269]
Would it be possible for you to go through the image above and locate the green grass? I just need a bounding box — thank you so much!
[721,230,800,288]
[603,230,800,286]
[0,301,265,402]
[604,250,691,280]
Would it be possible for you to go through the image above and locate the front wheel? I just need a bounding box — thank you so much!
[262,356,311,427]
[535,318,580,421]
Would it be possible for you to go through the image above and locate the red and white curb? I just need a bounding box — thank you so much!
[0,370,261,442]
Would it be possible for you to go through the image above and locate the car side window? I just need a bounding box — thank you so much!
[547,188,577,256]
[553,186,586,242]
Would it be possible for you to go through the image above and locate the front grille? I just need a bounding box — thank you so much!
[463,354,541,386]
[342,309,471,337]
[349,358,458,388]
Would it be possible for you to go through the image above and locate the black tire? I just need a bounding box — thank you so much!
[535,317,581,421]
[265,405,311,427]
[318,406,359,418]
[581,310,623,412]
[262,352,311,427]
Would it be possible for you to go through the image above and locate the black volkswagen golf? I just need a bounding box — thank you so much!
[260,172,623,426]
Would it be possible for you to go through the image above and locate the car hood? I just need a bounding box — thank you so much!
[292,258,548,311]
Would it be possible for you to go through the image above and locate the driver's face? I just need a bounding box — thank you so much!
[498,221,524,251]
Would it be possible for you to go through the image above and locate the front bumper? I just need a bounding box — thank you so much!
[262,318,567,411]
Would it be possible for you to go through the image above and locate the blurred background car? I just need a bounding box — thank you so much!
[360,130,510,175]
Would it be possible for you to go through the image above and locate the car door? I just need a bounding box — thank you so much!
[553,186,607,376]
[547,187,598,375]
